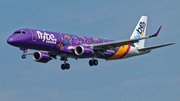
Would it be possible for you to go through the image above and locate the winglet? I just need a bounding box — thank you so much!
[150,26,162,37]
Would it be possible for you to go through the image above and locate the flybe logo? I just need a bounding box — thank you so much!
[37,31,57,44]
[135,22,146,37]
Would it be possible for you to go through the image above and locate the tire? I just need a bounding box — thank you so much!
[89,60,93,66]
[93,59,98,66]
[61,64,66,70]
[21,55,27,59]
[65,63,70,69]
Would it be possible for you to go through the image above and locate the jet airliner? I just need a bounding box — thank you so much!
[7,16,175,70]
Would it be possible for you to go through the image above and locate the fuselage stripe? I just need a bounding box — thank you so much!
[119,44,130,58]
[106,44,130,61]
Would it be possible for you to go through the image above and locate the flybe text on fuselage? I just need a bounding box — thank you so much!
[134,22,146,39]
[36,31,57,44]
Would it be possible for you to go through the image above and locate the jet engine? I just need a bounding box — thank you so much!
[32,51,51,63]
[74,45,94,57]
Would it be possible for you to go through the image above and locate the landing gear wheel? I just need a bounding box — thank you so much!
[89,59,98,66]
[60,57,70,70]
[61,64,65,70]
[93,59,98,66]
[61,63,70,70]
[21,55,27,59]
[89,60,93,66]
[65,63,70,69]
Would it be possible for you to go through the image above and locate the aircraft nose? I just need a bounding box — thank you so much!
[7,36,16,45]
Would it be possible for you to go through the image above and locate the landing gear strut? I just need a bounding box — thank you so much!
[89,59,98,66]
[20,47,28,59]
[60,57,70,70]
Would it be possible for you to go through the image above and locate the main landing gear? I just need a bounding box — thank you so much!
[60,57,70,70]
[61,62,70,70]
[89,59,98,66]
[60,57,99,70]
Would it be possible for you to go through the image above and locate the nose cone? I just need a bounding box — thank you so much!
[7,36,16,45]
[7,37,13,44]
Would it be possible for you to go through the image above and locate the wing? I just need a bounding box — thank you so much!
[138,43,176,51]
[88,26,162,51]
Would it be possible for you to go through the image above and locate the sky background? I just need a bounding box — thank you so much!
[0,0,180,101]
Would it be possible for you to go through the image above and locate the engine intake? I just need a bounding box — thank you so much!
[75,45,94,57]
[32,51,51,63]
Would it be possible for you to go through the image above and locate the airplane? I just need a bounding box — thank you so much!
[7,16,175,70]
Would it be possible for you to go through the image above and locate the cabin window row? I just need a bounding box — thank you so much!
[56,36,102,44]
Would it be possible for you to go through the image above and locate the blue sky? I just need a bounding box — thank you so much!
[0,0,180,101]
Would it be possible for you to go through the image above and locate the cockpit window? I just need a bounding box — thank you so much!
[13,31,26,34]
[22,31,26,34]
[13,31,21,34]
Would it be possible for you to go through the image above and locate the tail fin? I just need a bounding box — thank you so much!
[130,16,147,48]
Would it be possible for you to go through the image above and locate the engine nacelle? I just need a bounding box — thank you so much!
[32,51,51,63]
[74,45,94,57]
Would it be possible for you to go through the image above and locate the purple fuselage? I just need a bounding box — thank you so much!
[7,29,117,59]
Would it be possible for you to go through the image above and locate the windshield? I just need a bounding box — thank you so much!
[13,31,21,34]
[13,31,26,34]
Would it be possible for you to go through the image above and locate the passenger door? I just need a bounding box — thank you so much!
[30,29,37,41]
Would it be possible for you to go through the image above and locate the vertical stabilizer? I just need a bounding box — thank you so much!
[130,16,147,48]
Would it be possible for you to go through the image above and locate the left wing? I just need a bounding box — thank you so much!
[89,26,162,51]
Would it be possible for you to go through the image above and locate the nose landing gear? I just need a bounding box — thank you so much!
[21,55,27,59]
[20,47,28,59]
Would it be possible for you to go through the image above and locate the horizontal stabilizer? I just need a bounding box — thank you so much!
[138,43,176,51]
